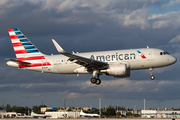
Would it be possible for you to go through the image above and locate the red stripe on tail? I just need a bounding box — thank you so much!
[12,42,23,47]
[8,29,14,32]
[17,56,45,61]
[10,35,18,39]
[15,50,27,54]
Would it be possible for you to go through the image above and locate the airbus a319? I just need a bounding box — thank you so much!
[6,28,177,85]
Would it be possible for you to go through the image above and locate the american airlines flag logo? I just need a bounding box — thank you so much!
[8,28,51,68]
[137,50,146,59]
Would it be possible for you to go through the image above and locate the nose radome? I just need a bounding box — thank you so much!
[171,56,177,64]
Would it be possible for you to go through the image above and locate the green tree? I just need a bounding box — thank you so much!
[116,112,121,116]
[6,105,31,114]
[90,109,99,114]
[24,106,31,115]
[46,109,54,112]
[118,106,126,110]
[133,114,141,117]
[78,107,82,110]
[126,112,133,116]
[12,106,25,113]
[56,107,62,111]
[33,105,47,114]
[67,107,72,111]
[106,106,116,117]
[6,104,12,112]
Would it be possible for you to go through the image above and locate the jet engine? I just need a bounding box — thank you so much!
[101,63,130,78]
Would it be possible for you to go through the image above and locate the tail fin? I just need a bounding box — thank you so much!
[31,110,37,116]
[7,28,51,68]
[8,28,45,60]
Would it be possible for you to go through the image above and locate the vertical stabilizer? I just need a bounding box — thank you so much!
[8,28,45,59]
[31,110,37,116]
[7,28,51,68]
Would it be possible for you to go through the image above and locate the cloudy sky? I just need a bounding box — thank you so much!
[1,0,180,110]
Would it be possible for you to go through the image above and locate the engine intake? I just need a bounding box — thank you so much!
[101,63,130,78]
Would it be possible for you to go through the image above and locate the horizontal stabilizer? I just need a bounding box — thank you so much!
[6,59,31,67]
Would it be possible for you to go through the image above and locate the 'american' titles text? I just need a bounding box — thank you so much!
[90,53,136,61]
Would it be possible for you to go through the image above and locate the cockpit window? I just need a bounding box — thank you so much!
[160,51,169,55]
[166,51,169,54]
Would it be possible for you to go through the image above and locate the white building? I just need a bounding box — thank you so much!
[141,110,180,118]
[45,111,80,118]
[116,110,141,116]
[0,112,16,118]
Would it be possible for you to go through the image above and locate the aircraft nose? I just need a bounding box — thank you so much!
[170,56,177,64]
[173,56,177,63]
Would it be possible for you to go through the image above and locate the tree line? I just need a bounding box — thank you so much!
[0,104,47,115]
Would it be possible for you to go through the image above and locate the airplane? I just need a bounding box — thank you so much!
[6,28,177,85]
[16,111,51,118]
[30,111,51,118]
[16,113,27,118]
[80,110,100,117]
[16,113,32,118]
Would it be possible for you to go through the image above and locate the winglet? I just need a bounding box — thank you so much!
[52,39,66,53]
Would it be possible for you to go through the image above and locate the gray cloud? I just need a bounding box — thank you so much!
[161,0,180,9]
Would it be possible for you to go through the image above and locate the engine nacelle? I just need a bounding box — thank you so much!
[101,63,130,78]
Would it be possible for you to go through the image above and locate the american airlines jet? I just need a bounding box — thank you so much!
[6,28,177,85]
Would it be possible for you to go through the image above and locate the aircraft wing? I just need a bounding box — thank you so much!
[52,39,108,70]
[6,59,31,67]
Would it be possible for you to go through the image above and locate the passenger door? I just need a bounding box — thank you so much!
[147,49,154,61]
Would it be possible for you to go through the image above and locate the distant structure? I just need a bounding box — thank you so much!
[116,110,141,116]
[43,107,97,118]
[149,108,173,111]
[41,107,57,113]
[0,110,16,118]
[142,109,180,118]
[41,107,91,113]
[45,111,80,118]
